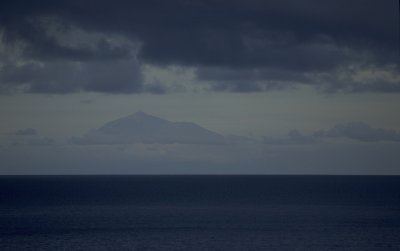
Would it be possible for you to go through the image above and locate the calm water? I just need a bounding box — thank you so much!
[0,175,399,250]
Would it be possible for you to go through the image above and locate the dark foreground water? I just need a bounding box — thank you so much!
[0,175,399,250]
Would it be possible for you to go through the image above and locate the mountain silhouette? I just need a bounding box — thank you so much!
[73,111,226,144]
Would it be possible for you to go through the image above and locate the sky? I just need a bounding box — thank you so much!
[0,0,399,174]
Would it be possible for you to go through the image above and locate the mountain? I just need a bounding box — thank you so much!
[72,111,227,145]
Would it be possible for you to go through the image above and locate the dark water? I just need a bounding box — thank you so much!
[1,175,399,250]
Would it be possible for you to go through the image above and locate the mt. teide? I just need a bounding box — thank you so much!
[72,111,226,145]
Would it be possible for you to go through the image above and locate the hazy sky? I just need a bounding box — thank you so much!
[0,0,399,174]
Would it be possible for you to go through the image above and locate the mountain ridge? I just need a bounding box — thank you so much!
[72,111,227,145]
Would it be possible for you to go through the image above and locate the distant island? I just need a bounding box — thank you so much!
[71,111,227,145]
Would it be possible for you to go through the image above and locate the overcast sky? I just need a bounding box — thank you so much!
[0,0,399,174]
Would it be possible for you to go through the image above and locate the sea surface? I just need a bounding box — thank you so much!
[0,175,399,250]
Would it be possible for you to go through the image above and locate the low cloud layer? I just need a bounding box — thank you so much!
[1,137,399,175]
[1,119,400,174]
[314,122,400,142]
[10,128,38,136]
[263,130,318,145]
[1,128,55,146]
[0,0,398,94]
[264,122,400,145]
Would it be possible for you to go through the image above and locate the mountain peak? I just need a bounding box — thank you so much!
[134,110,146,116]
[130,110,150,118]
[77,112,227,145]
[127,111,167,123]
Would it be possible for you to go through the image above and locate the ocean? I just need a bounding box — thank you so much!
[0,175,399,250]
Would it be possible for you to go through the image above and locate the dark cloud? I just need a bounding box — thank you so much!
[314,122,400,142]
[0,0,398,93]
[197,67,308,92]
[10,128,38,136]
[0,59,144,94]
[264,122,400,145]
[263,129,317,145]
[1,0,397,62]
[288,130,317,144]
[1,128,56,146]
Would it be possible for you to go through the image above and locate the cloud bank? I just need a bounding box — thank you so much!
[1,128,55,146]
[10,128,38,136]
[314,122,400,142]
[0,0,398,94]
[264,122,400,144]
[1,117,400,174]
